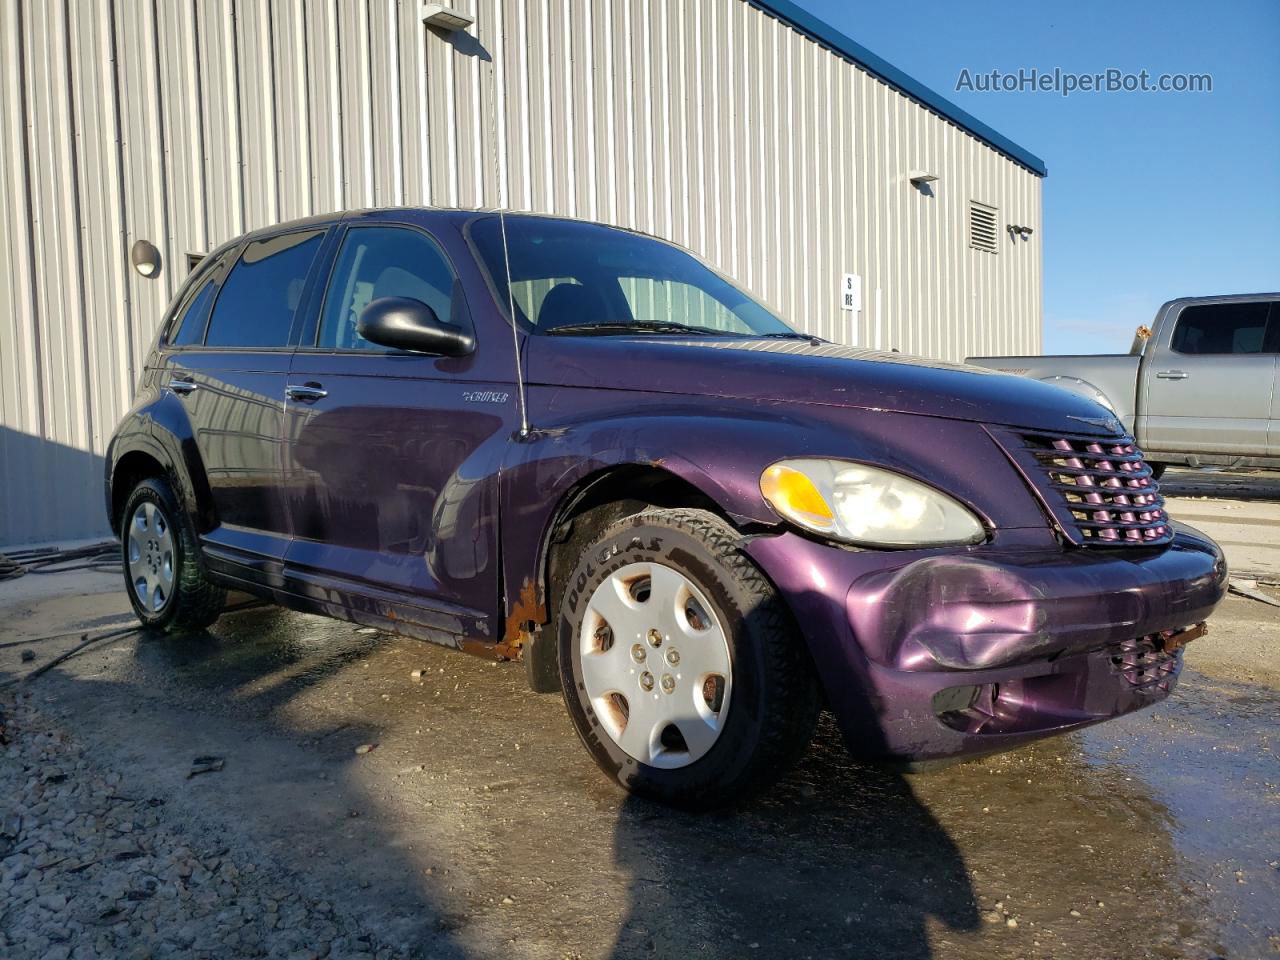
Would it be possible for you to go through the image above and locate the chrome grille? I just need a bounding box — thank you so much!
[999,430,1172,546]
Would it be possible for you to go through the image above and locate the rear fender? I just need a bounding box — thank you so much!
[108,387,215,533]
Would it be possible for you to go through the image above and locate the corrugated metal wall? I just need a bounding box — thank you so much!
[0,0,1042,547]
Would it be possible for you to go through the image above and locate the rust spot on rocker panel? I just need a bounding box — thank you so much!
[458,637,508,661]
[498,578,547,660]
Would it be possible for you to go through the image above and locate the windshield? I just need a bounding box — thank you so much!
[469,215,798,337]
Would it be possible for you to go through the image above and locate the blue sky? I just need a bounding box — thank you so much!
[802,0,1280,354]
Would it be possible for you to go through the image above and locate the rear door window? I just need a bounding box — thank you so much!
[316,226,456,350]
[1171,302,1271,355]
[204,230,325,348]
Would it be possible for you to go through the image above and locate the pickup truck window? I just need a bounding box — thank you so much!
[1171,301,1271,355]
[470,215,795,337]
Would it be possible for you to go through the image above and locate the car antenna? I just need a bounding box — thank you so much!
[499,209,530,438]
[485,35,530,440]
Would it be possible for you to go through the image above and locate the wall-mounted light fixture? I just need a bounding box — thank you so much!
[908,171,939,187]
[421,3,474,31]
[1007,224,1034,239]
[130,239,162,278]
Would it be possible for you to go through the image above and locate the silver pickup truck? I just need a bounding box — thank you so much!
[969,293,1280,475]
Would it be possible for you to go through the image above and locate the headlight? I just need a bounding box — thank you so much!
[759,459,985,547]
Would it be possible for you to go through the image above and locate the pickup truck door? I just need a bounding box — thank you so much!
[1140,299,1277,457]
[281,220,513,645]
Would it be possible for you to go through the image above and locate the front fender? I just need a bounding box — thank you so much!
[498,390,1051,643]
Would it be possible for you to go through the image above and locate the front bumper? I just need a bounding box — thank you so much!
[745,522,1227,763]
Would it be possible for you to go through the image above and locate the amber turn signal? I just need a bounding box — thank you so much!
[760,464,836,531]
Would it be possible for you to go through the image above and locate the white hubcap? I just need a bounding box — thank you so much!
[579,562,732,769]
[127,502,175,613]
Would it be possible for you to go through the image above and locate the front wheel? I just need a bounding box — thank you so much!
[557,508,820,808]
[121,477,226,633]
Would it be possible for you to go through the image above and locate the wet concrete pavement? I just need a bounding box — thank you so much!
[1,472,1278,959]
[2,575,1276,959]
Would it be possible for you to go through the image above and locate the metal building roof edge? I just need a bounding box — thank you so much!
[748,0,1049,177]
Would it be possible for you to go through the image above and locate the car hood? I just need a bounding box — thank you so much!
[528,336,1123,435]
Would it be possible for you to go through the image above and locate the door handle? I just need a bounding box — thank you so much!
[168,375,198,395]
[1155,370,1189,380]
[285,382,328,403]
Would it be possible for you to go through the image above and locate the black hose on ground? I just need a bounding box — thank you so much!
[1,542,119,577]
[0,554,26,582]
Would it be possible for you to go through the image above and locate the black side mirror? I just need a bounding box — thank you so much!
[358,297,474,356]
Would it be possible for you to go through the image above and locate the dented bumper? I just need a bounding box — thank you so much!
[745,523,1227,763]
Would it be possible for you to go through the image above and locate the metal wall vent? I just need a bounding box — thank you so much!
[969,201,998,253]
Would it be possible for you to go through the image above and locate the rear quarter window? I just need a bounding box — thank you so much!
[204,230,325,348]
[169,272,220,346]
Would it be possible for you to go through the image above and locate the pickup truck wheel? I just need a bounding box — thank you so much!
[1148,462,1167,481]
[121,477,226,633]
[557,508,820,808]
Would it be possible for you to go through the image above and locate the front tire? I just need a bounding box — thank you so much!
[557,508,820,808]
[121,477,226,633]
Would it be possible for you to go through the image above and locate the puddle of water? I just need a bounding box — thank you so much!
[1079,669,1280,956]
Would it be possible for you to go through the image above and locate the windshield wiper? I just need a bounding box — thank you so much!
[544,321,727,337]
[755,331,819,340]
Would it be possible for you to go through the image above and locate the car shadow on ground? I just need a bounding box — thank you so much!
[602,585,978,959]
[113,609,978,958]
[6,598,978,959]
[0,608,477,958]
[606,716,978,960]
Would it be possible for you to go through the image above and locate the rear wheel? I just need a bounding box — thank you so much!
[121,477,226,633]
[1148,462,1168,481]
[557,508,820,808]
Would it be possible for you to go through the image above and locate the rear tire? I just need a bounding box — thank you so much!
[121,477,226,633]
[557,508,820,808]
[1148,462,1168,481]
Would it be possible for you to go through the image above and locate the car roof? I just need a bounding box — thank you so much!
[208,208,703,283]
[234,207,667,242]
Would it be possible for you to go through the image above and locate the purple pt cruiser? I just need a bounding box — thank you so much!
[106,209,1227,807]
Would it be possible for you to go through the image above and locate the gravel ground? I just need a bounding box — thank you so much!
[0,691,399,960]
